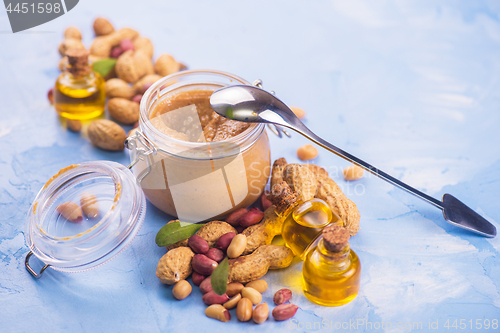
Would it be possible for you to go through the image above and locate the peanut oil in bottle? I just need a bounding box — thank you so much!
[302,225,361,306]
[54,49,105,120]
[269,181,343,259]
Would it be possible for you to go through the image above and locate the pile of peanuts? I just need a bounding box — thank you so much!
[170,224,299,323]
[51,18,187,150]
[224,206,265,234]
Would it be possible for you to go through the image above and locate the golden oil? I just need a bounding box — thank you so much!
[281,198,343,259]
[302,225,361,306]
[54,49,105,120]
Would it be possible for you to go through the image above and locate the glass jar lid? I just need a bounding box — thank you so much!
[25,161,146,277]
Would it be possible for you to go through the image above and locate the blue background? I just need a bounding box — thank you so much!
[1,1,499,332]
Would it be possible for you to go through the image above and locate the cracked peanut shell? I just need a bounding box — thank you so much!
[283,164,318,201]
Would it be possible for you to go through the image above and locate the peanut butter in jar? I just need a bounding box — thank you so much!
[131,70,270,222]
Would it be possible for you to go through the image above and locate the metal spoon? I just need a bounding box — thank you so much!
[210,84,496,238]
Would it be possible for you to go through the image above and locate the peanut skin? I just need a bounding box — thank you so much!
[165,221,237,251]
[216,232,236,251]
[261,192,273,211]
[206,248,224,262]
[272,303,298,321]
[188,235,209,254]
[205,304,231,322]
[238,210,264,228]
[228,245,294,284]
[202,291,229,305]
[192,254,218,276]
[192,272,206,286]
[225,208,248,227]
[273,289,292,305]
[199,276,213,294]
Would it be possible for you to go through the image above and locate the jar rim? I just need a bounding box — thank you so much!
[138,69,265,158]
[29,162,121,243]
[25,161,146,271]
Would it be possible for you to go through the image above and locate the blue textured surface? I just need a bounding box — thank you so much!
[1,1,500,332]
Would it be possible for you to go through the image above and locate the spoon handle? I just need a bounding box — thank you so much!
[289,123,444,210]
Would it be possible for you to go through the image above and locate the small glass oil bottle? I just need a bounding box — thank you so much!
[302,225,361,306]
[54,49,105,120]
[269,181,343,259]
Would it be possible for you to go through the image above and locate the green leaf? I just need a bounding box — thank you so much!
[155,221,204,247]
[211,257,229,296]
[92,58,117,77]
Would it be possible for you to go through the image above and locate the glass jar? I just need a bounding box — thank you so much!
[128,70,271,222]
[25,161,146,277]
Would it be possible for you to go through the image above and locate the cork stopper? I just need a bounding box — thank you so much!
[322,225,350,253]
[65,49,90,76]
[268,181,301,215]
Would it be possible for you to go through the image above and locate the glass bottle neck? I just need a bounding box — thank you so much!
[316,239,351,270]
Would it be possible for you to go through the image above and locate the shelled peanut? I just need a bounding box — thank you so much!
[297,144,318,161]
[67,119,82,133]
[273,289,292,305]
[56,202,83,223]
[155,217,300,324]
[80,193,99,218]
[227,234,247,259]
[343,164,364,181]
[253,302,269,324]
[246,279,268,293]
[223,293,241,309]
[205,305,231,322]
[272,304,299,321]
[154,159,359,322]
[236,298,253,321]
[172,280,192,300]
